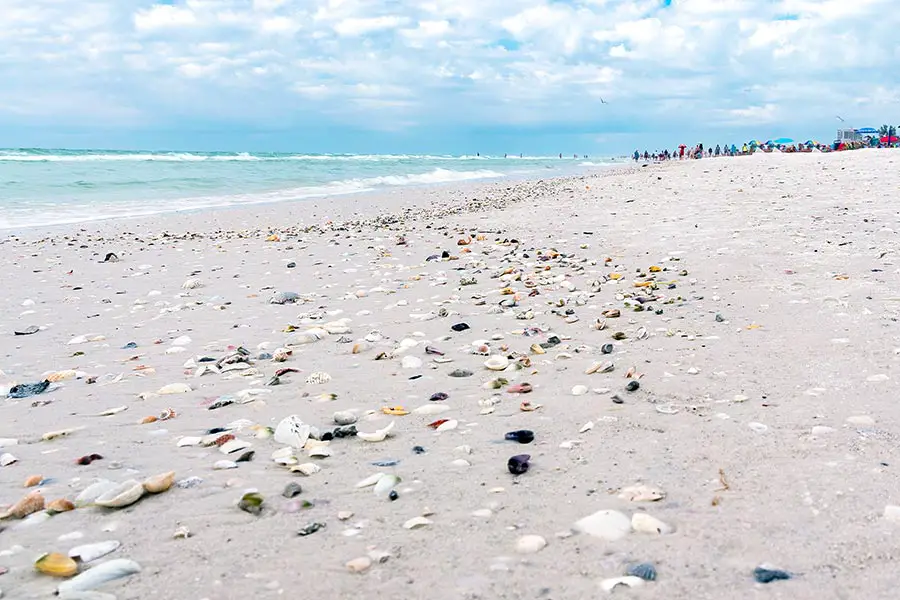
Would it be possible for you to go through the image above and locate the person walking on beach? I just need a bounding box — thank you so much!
[633,150,639,162]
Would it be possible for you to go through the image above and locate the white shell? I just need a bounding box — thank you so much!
[631,513,674,534]
[307,445,332,458]
[157,383,191,395]
[333,410,358,425]
[69,540,121,563]
[401,356,423,369]
[75,480,118,508]
[0,452,17,466]
[356,421,395,442]
[94,480,144,509]
[57,558,141,594]
[290,463,322,476]
[600,576,644,593]
[181,278,202,289]
[483,355,510,371]
[516,535,547,554]
[305,371,332,384]
[219,439,252,455]
[356,473,385,488]
[435,419,458,432]
[213,460,238,470]
[274,415,311,449]
[573,509,632,541]
[571,385,589,396]
[402,516,433,530]
[373,474,400,497]
[618,484,666,502]
[412,404,451,415]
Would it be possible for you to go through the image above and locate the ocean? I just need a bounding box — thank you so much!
[0,149,616,230]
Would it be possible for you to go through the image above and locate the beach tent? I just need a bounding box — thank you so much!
[772,137,793,145]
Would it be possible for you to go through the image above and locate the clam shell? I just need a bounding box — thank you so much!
[290,463,321,476]
[274,415,311,449]
[213,460,238,470]
[219,440,252,455]
[94,480,144,509]
[75,480,117,508]
[47,498,75,515]
[141,471,175,494]
[435,419,458,432]
[157,383,191,395]
[24,474,43,488]
[356,421,395,442]
[631,513,674,534]
[333,410,358,426]
[515,535,547,554]
[571,385,589,396]
[69,540,121,563]
[403,516,433,530]
[46,369,78,382]
[0,452,17,466]
[600,576,644,593]
[57,558,141,594]
[573,509,631,541]
[483,355,510,371]
[35,552,79,577]
[2,491,45,519]
[412,404,451,415]
[373,474,400,497]
[356,473,385,488]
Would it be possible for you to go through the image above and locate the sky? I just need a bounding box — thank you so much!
[1,0,898,154]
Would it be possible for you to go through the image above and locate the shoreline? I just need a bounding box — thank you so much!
[1,149,898,599]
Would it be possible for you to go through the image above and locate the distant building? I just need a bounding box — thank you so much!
[836,128,861,142]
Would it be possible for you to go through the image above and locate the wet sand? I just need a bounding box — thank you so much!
[1,149,899,600]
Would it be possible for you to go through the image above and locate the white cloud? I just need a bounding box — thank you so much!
[0,0,898,146]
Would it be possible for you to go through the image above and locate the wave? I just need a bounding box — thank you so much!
[0,149,577,163]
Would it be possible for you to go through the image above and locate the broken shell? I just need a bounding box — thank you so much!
[69,540,121,563]
[0,452,17,466]
[274,415,311,449]
[75,480,117,507]
[94,480,145,509]
[483,355,510,371]
[305,371,332,384]
[403,516,433,530]
[157,383,191,395]
[213,460,238,470]
[35,552,79,577]
[24,474,43,488]
[181,278,202,289]
[46,499,75,515]
[356,473,385,488]
[600,576,645,593]
[626,562,658,581]
[1,491,45,519]
[238,492,264,515]
[56,558,141,594]
[618,484,666,502]
[631,512,674,534]
[142,471,175,494]
[357,421,395,442]
[290,463,322,476]
[173,525,192,539]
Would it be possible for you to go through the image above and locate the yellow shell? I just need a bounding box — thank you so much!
[24,474,43,488]
[142,471,175,494]
[46,498,75,515]
[46,370,77,382]
[381,406,409,416]
[35,552,78,577]
[2,491,45,519]
[648,265,662,272]
[608,273,623,280]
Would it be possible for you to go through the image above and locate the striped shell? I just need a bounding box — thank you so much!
[305,371,332,385]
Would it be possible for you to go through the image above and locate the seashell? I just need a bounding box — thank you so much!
[571,385,589,396]
[75,480,117,508]
[1,491,45,519]
[515,534,547,554]
[346,556,372,573]
[176,436,202,447]
[0,452,17,466]
[290,463,322,476]
[435,419,458,432]
[46,369,78,382]
[307,445,332,458]
[157,383,191,394]
[401,356,423,369]
[274,415,311,449]
[484,355,510,371]
[173,525,192,539]
[618,484,666,502]
[219,439,251,455]
[753,566,793,583]
[181,278,202,289]
[305,371,331,385]
[42,427,82,441]
[625,562,657,581]
[357,421,395,442]
[96,405,128,417]
[56,558,141,594]
[403,516,433,530]
[412,404,451,415]
[142,471,175,494]
[356,473,386,489]
[631,512,674,534]
[213,460,238,470]
[573,509,631,541]
[35,552,79,577]
[69,540,121,563]
[238,492,264,515]
[472,344,491,356]
[600,576,644,593]
[94,480,144,509]
[46,498,75,515]
[373,474,400,497]
[24,474,43,488]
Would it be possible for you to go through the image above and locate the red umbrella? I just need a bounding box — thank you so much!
[678,144,687,148]
[881,135,898,143]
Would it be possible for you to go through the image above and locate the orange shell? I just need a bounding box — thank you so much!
[46,498,75,514]
[4,492,45,519]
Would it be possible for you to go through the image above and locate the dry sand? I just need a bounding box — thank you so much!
[1,149,899,599]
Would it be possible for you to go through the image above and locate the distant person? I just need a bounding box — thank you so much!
[731,144,737,155]
[741,143,749,154]
[678,145,685,159]
[559,153,563,159]
[633,150,639,161]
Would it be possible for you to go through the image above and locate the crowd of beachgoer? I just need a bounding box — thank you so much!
[632,138,882,162]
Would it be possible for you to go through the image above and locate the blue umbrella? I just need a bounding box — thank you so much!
[857,127,878,134]
[772,137,794,144]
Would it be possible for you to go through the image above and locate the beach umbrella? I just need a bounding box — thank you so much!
[772,137,794,144]
[881,135,899,143]
[857,127,878,134]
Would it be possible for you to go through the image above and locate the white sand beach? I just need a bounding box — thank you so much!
[2,149,899,600]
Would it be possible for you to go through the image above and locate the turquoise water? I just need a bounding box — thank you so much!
[0,149,615,229]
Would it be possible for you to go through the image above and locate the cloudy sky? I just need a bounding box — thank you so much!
[2,0,898,153]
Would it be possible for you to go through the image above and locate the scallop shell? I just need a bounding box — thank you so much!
[56,558,141,594]
[69,540,121,563]
[305,371,332,385]
[94,480,145,509]
[75,480,117,508]
[157,383,191,395]
[35,552,79,577]
[142,471,175,494]
[46,498,75,515]
[484,355,510,371]
[1,491,45,519]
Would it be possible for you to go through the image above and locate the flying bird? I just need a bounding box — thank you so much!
[836,115,845,122]
[599,97,608,104]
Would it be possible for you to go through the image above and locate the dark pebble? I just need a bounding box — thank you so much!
[430,392,449,402]
[388,490,399,501]
[601,343,614,354]
[626,381,640,392]
[449,369,473,378]
[412,446,426,454]
[504,430,535,444]
[611,395,624,404]
[715,313,725,322]
[753,567,792,584]
[282,482,303,498]
[451,323,470,332]
[508,454,531,475]
[287,262,296,268]
[297,522,326,536]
